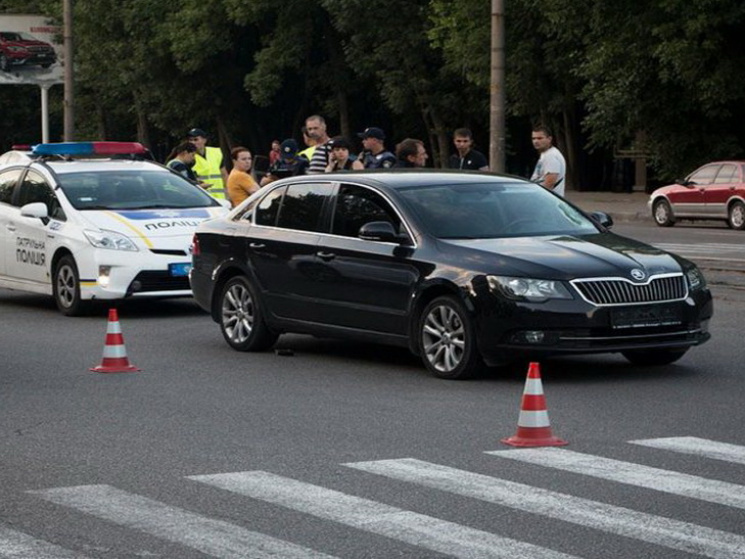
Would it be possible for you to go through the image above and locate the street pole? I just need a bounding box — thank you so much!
[63,0,74,141]
[489,0,505,173]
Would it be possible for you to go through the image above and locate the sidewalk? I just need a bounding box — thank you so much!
[566,190,649,222]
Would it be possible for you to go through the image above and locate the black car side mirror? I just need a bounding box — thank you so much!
[359,221,402,243]
[589,211,614,229]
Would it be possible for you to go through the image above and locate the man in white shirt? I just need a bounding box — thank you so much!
[530,125,566,197]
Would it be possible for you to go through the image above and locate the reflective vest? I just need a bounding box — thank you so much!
[193,146,226,199]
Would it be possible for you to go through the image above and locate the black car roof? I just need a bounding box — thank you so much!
[278,170,530,190]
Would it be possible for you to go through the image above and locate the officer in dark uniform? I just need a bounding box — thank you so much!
[357,127,396,169]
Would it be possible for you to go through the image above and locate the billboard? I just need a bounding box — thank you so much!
[0,13,62,86]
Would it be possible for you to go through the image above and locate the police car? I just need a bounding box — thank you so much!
[0,141,227,315]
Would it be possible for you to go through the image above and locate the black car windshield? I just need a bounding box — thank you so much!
[56,170,222,210]
[398,181,599,239]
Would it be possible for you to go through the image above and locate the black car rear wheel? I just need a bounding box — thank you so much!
[727,201,745,230]
[652,199,675,227]
[418,295,484,379]
[219,275,278,351]
[622,348,688,366]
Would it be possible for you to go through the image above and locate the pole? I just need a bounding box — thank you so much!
[489,0,505,173]
[40,85,50,143]
[63,0,74,141]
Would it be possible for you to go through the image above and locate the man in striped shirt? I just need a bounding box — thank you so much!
[305,115,332,174]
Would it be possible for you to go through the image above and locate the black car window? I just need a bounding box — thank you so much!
[713,164,737,184]
[276,183,332,232]
[332,184,402,238]
[0,168,23,205]
[18,170,66,220]
[688,165,719,185]
[255,185,286,226]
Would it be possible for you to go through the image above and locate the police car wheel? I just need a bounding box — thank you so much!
[53,255,91,316]
[219,275,278,351]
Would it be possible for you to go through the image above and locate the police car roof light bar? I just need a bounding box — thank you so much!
[31,142,148,157]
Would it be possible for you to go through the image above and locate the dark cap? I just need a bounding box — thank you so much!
[329,136,351,150]
[357,127,385,141]
[280,138,299,160]
[187,128,208,138]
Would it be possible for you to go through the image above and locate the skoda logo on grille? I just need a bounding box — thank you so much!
[630,268,646,281]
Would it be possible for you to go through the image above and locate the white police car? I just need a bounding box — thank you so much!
[0,141,227,315]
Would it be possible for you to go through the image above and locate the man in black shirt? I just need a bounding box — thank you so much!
[448,128,489,171]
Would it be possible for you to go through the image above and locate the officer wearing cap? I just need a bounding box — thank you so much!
[260,138,309,186]
[357,127,396,169]
[187,128,229,199]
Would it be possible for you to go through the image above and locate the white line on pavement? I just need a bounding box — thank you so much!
[630,436,745,465]
[0,525,92,558]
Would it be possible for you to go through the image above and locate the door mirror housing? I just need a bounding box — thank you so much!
[20,202,49,220]
[358,221,402,243]
[589,211,614,229]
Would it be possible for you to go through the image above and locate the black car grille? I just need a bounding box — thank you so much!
[128,271,190,293]
[571,274,687,306]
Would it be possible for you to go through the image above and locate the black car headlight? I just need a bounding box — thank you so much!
[685,266,706,291]
[487,275,572,302]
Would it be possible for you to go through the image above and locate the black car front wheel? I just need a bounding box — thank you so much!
[219,275,278,351]
[622,348,689,366]
[418,295,484,379]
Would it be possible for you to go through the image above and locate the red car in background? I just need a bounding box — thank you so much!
[649,161,745,230]
[0,31,57,72]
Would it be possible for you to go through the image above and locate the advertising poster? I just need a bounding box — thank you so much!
[0,13,62,86]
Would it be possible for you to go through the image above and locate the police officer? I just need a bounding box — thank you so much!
[357,127,396,169]
[187,128,229,199]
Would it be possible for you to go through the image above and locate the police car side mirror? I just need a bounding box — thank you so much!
[21,202,49,221]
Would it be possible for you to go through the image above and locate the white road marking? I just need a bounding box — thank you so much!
[0,525,90,558]
[630,436,745,465]
[345,458,745,559]
[29,484,335,559]
[486,448,745,509]
[190,470,582,559]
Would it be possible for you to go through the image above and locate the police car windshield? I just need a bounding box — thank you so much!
[56,171,221,210]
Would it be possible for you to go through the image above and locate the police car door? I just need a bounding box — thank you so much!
[5,169,62,285]
[0,167,25,277]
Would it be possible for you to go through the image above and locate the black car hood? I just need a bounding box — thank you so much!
[442,232,684,280]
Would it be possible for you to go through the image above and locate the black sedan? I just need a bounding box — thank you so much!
[190,171,712,379]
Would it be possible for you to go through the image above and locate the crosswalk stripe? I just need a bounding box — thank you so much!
[189,471,582,559]
[0,525,90,558]
[630,437,745,465]
[345,458,745,559]
[29,484,335,559]
[486,448,745,509]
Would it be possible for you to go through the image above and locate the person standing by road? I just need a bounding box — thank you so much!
[530,124,566,196]
[305,115,332,174]
[394,138,429,168]
[357,127,396,169]
[165,142,201,184]
[227,146,259,208]
[449,128,488,171]
[187,128,229,200]
[325,137,364,172]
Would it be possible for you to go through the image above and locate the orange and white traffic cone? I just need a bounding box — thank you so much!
[90,308,141,373]
[501,362,567,447]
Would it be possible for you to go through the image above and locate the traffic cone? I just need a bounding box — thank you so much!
[90,308,141,373]
[501,362,567,447]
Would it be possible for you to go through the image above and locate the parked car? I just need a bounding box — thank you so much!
[0,142,227,315]
[190,171,712,379]
[0,31,57,72]
[649,161,745,229]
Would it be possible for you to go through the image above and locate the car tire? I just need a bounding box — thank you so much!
[727,201,745,230]
[621,348,689,366]
[219,275,278,351]
[53,255,91,316]
[418,295,484,379]
[652,199,675,227]
[0,54,9,72]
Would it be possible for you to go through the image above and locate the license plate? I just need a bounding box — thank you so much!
[169,262,191,277]
[611,305,682,329]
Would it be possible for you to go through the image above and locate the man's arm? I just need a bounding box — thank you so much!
[542,173,559,189]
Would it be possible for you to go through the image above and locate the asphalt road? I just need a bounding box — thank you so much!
[1,255,744,559]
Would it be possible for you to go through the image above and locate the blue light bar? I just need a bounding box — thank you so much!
[31,142,147,157]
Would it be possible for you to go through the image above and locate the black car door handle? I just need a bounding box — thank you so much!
[250,242,266,249]
[316,251,336,261]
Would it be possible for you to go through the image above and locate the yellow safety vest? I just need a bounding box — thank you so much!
[193,146,226,199]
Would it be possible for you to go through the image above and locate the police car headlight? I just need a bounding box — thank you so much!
[487,275,572,302]
[84,229,138,251]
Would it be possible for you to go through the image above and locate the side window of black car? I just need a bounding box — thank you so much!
[0,168,23,205]
[18,170,66,220]
[276,183,331,232]
[255,185,286,226]
[332,184,401,238]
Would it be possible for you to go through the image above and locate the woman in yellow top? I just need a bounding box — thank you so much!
[227,146,259,207]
